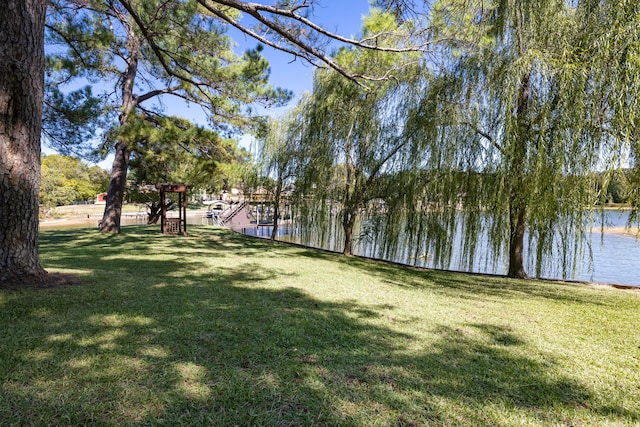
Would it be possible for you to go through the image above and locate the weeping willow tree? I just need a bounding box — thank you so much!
[397,0,639,279]
[255,105,305,240]
[260,0,639,279]
[575,0,640,230]
[629,148,640,228]
[293,10,422,256]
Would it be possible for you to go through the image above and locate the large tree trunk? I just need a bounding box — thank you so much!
[342,208,357,256]
[0,0,47,283]
[270,183,282,240]
[506,71,531,279]
[99,141,130,232]
[270,203,280,240]
[100,31,140,233]
[508,203,527,279]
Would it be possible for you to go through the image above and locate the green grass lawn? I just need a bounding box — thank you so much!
[1,226,639,426]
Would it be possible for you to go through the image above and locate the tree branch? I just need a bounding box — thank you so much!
[197,0,433,88]
[136,85,183,104]
[201,3,371,88]
[459,121,504,154]
[212,0,432,53]
[44,23,91,71]
[117,0,210,90]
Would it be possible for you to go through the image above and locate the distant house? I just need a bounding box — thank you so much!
[96,192,108,204]
[248,186,271,203]
[203,200,230,212]
[221,187,243,203]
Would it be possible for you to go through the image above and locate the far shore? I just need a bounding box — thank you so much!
[39,216,99,229]
[597,226,639,237]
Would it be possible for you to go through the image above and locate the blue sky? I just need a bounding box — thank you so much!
[250,1,372,99]
[163,1,373,132]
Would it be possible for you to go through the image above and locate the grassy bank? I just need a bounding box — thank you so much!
[1,226,639,426]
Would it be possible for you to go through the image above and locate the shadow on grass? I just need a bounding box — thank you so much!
[290,245,613,307]
[0,228,634,425]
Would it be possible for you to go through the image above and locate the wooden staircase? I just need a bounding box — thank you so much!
[220,201,253,228]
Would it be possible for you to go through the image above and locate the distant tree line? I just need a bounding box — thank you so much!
[39,154,110,213]
[599,169,637,205]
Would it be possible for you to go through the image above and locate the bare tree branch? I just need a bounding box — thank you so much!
[136,85,183,104]
[459,121,504,154]
[197,0,434,88]
[212,0,432,52]
[200,2,370,87]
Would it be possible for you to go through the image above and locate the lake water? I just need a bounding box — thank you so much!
[242,210,640,287]
[40,212,210,230]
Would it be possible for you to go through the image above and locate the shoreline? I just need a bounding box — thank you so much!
[38,215,639,289]
[40,214,640,236]
[594,226,639,237]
